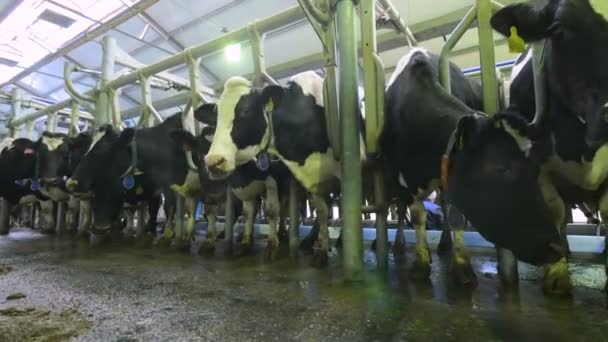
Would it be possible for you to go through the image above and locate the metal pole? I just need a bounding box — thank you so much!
[69,102,80,137]
[438,6,477,92]
[138,75,155,128]
[323,21,340,160]
[529,41,546,128]
[136,203,145,239]
[47,113,57,133]
[56,202,66,234]
[288,178,300,257]
[0,199,9,235]
[186,53,203,134]
[476,0,519,285]
[97,36,116,128]
[25,121,34,140]
[224,187,235,248]
[337,0,363,281]
[9,88,22,138]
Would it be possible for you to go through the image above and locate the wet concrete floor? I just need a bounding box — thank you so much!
[0,228,607,341]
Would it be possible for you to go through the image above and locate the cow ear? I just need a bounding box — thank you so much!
[453,116,479,152]
[491,2,557,42]
[118,128,135,146]
[194,104,217,126]
[261,85,284,110]
[169,129,197,152]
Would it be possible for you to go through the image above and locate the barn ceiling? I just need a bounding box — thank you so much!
[0,0,528,132]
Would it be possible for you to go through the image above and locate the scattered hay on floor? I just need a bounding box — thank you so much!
[0,307,92,342]
[0,264,12,275]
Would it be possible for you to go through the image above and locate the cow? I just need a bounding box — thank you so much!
[170,122,295,260]
[0,137,56,234]
[196,71,357,266]
[446,0,608,295]
[381,47,484,283]
[33,132,93,234]
[66,112,193,244]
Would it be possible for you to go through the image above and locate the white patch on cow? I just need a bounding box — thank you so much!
[501,119,532,155]
[510,50,532,84]
[398,172,408,189]
[386,47,430,88]
[41,135,64,151]
[207,77,254,171]
[0,137,14,153]
[182,106,196,135]
[18,195,37,205]
[544,142,608,191]
[86,129,106,155]
[232,180,266,201]
[204,134,214,143]
[290,71,324,107]
[590,0,608,21]
[275,148,340,194]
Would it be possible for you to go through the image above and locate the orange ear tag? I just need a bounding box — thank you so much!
[441,154,450,191]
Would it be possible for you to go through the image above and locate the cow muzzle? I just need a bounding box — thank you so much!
[66,178,79,192]
[204,154,234,179]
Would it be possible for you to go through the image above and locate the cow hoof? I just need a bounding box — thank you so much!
[299,236,315,253]
[452,259,478,287]
[392,240,406,255]
[41,228,55,235]
[264,242,280,262]
[542,258,572,296]
[236,240,254,257]
[410,260,431,280]
[199,239,216,255]
[312,249,329,268]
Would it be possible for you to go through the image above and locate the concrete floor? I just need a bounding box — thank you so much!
[0,229,608,342]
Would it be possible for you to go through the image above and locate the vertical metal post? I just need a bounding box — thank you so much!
[69,102,80,137]
[476,0,519,285]
[248,22,266,88]
[288,178,300,257]
[438,6,477,92]
[324,23,340,160]
[530,41,546,128]
[337,0,363,280]
[138,75,155,128]
[56,202,66,234]
[9,88,22,138]
[25,121,34,140]
[187,53,203,134]
[47,113,58,133]
[175,196,184,241]
[96,36,116,128]
[224,187,235,248]
[0,199,9,235]
[136,202,145,239]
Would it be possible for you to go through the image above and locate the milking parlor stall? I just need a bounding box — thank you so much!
[1,0,608,340]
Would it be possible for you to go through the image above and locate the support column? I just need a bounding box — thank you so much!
[337,0,363,281]
[476,0,518,286]
[9,88,22,138]
[97,36,116,128]
[69,102,80,137]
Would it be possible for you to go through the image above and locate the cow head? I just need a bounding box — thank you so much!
[36,132,69,188]
[446,113,563,264]
[199,77,279,179]
[491,0,608,147]
[0,138,37,185]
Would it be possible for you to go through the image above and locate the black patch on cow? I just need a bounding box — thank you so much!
[231,91,269,150]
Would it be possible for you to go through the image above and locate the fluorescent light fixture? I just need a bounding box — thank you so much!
[225,43,241,63]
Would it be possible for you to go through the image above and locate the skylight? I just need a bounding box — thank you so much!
[0,0,134,84]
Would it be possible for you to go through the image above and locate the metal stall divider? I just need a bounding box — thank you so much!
[438,0,519,288]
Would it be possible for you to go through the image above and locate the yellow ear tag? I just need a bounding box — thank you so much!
[265,98,274,113]
[508,26,526,53]
[136,186,144,195]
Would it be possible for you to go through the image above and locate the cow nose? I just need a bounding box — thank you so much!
[66,178,78,192]
[205,154,230,174]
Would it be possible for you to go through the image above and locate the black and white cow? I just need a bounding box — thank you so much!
[66,112,192,242]
[197,71,353,266]
[171,122,297,260]
[381,47,484,282]
[34,132,92,234]
[448,0,608,295]
[0,137,55,233]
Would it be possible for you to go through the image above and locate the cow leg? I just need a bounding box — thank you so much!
[237,199,256,256]
[448,205,477,286]
[437,192,453,255]
[40,200,55,234]
[310,193,329,267]
[123,207,136,238]
[160,206,175,242]
[264,177,280,262]
[539,172,572,296]
[393,201,407,255]
[410,199,431,279]
[145,196,161,236]
[78,200,92,238]
[184,197,197,242]
[278,193,289,245]
[65,195,80,233]
[598,191,608,294]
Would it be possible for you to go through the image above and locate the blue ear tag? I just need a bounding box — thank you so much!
[256,153,269,171]
[30,181,40,192]
[122,175,135,190]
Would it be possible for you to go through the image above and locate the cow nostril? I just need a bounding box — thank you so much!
[206,155,226,171]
